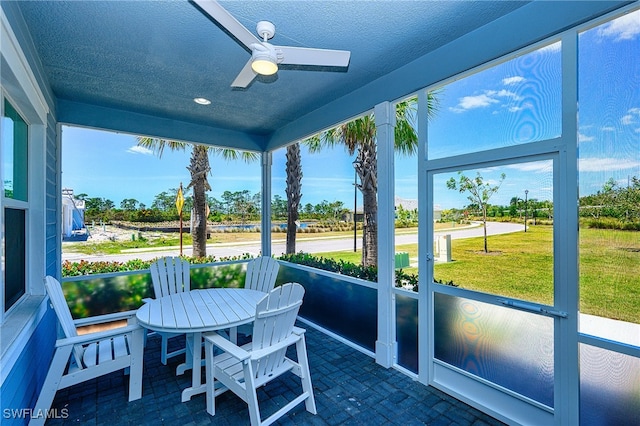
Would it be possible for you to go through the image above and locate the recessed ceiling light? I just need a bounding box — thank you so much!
[194,97,211,105]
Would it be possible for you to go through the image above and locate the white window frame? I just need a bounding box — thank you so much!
[0,7,50,384]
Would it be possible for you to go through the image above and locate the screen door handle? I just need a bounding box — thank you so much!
[499,299,568,318]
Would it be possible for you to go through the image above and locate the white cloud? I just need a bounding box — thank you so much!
[621,115,634,125]
[621,107,640,125]
[458,94,498,110]
[601,126,616,132]
[126,145,153,155]
[579,157,640,172]
[450,89,522,113]
[578,133,595,143]
[485,89,521,100]
[596,10,640,41]
[502,76,525,85]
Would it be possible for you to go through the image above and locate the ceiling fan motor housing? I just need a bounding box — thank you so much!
[256,21,275,40]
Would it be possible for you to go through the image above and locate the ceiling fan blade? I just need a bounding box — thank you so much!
[192,0,260,49]
[278,46,351,67]
[231,59,257,88]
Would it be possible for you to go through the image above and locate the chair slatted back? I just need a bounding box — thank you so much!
[150,257,190,298]
[251,283,304,378]
[245,256,280,293]
[44,276,85,367]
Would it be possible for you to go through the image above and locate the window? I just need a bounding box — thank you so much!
[2,100,28,201]
[577,10,640,333]
[427,42,562,160]
[2,99,29,313]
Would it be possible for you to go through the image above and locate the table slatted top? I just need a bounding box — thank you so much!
[136,288,266,333]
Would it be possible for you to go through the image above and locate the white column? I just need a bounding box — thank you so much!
[260,152,272,257]
[375,101,396,368]
[417,90,431,384]
[555,31,580,426]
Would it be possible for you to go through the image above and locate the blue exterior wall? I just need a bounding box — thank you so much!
[1,309,56,425]
[45,112,60,279]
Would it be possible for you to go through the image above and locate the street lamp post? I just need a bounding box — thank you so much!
[524,189,529,233]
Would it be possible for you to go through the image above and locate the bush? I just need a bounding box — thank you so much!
[581,217,640,231]
[279,252,377,281]
[62,253,253,277]
[278,252,459,292]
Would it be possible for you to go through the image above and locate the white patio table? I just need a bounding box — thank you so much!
[136,287,266,402]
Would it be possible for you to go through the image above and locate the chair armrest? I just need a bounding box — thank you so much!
[73,310,138,327]
[142,298,153,304]
[204,332,250,361]
[55,324,142,348]
[292,326,306,336]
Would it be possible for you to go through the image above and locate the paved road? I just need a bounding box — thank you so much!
[62,221,524,263]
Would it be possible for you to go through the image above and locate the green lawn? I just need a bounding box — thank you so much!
[316,226,639,324]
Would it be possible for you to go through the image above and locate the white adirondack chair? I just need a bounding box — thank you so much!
[231,256,281,342]
[30,276,144,426]
[148,256,191,364]
[244,256,280,293]
[204,283,317,426]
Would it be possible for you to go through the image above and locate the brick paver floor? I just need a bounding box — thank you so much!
[47,323,505,425]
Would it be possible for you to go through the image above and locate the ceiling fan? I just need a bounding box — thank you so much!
[193,0,351,88]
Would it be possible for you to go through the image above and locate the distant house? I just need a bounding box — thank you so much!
[61,188,86,240]
[342,208,364,223]
[394,197,441,221]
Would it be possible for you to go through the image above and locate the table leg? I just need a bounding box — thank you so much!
[181,331,206,402]
[176,333,194,376]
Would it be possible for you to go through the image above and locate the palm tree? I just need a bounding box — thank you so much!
[285,143,302,254]
[301,94,438,267]
[136,137,258,257]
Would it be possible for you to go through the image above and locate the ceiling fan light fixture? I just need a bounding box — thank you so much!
[251,53,278,76]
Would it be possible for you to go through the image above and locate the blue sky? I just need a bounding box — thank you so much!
[62,126,417,209]
[61,10,638,211]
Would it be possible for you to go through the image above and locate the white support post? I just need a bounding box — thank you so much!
[375,101,396,368]
[555,31,580,426]
[261,152,272,257]
[417,90,431,385]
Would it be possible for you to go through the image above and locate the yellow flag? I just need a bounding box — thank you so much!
[175,185,184,213]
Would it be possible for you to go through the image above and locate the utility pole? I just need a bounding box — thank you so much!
[353,161,359,252]
[524,189,529,232]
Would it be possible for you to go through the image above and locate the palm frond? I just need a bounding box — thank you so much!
[216,148,260,163]
[135,136,186,158]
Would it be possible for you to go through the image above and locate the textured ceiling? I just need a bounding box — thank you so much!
[7,0,629,151]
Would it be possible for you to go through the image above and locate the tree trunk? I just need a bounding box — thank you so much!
[188,145,211,258]
[482,207,488,253]
[285,143,302,254]
[357,141,378,268]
